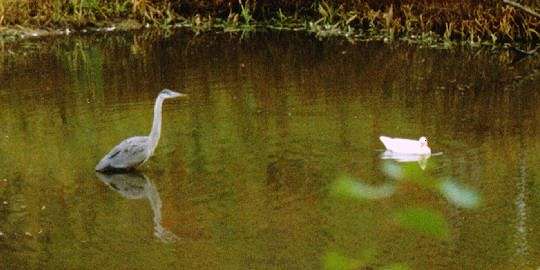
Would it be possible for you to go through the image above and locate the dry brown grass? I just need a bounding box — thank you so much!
[0,0,538,42]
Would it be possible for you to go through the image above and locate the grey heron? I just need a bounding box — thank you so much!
[95,89,186,172]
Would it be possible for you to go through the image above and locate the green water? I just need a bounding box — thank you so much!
[0,30,538,269]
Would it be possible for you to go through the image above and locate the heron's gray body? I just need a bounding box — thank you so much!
[95,136,151,172]
[95,89,185,172]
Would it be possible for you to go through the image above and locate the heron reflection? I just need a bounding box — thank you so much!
[380,150,431,170]
[95,171,178,243]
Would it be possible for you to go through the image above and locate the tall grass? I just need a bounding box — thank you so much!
[0,0,538,42]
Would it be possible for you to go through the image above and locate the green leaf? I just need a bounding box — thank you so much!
[382,161,436,189]
[318,4,329,19]
[439,179,480,209]
[382,263,411,270]
[382,161,403,180]
[332,177,395,200]
[323,252,361,270]
[393,208,449,239]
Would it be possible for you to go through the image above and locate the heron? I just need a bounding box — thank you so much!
[95,89,186,172]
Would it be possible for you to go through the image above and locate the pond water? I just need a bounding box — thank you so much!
[0,30,538,269]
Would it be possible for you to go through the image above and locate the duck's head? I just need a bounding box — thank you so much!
[419,136,428,147]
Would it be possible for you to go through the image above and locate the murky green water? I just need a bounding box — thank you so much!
[0,30,538,269]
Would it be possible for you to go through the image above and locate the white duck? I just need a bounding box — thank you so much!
[379,136,431,155]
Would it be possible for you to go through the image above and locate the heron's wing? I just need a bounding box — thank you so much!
[96,136,149,171]
[109,137,149,168]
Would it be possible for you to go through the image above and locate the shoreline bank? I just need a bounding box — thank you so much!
[0,1,539,47]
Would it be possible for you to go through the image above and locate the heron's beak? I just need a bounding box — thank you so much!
[170,91,187,98]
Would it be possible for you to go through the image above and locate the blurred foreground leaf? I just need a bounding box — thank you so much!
[332,177,395,200]
[323,251,361,270]
[382,162,403,180]
[439,179,480,209]
[382,161,434,188]
[382,263,411,270]
[393,208,449,239]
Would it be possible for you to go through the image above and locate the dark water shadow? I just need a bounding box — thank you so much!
[95,171,178,243]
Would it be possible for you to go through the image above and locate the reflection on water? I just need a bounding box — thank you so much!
[0,30,538,269]
[380,150,431,170]
[512,136,530,268]
[95,172,178,243]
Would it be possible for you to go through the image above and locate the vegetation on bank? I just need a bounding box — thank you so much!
[0,0,539,45]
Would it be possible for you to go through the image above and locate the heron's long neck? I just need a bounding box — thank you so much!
[149,96,165,151]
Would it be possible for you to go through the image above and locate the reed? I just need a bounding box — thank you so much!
[0,0,538,43]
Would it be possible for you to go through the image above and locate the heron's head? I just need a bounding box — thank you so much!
[419,136,428,147]
[160,89,187,99]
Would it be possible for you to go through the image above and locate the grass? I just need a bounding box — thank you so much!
[0,0,538,44]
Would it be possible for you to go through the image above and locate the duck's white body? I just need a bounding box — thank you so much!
[379,136,431,155]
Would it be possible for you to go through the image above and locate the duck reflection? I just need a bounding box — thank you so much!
[95,171,178,243]
[380,150,430,170]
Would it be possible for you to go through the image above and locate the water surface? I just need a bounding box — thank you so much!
[0,30,538,269]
